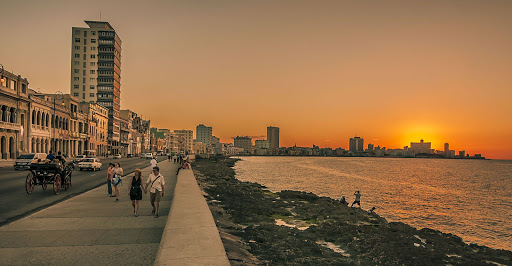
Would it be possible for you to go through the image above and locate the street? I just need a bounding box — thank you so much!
[0,156,168,225]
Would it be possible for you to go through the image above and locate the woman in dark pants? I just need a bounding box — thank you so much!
[128,169,144,216]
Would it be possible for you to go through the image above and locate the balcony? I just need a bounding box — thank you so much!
[1,121,20,131]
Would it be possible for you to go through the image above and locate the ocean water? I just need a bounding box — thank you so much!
[233,156,512,251]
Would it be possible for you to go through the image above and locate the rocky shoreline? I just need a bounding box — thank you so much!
[192,157,512,265]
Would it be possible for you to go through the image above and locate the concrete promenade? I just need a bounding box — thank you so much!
[0,160,178,265]
[154,168,230,265]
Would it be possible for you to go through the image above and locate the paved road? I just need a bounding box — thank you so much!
[0,156,169,225]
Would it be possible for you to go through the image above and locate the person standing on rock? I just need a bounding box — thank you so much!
[144,166,165,218]
[351,191,362,207]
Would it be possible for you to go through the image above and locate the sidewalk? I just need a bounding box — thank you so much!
[0,160,14,168]
[0,160,178,265]
[154,167,230,265]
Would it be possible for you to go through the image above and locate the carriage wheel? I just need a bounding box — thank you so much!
[25,172,35,194]
[64,175,71,191]
[53,174,61,195]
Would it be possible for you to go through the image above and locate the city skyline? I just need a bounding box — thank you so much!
[1,1,511,159]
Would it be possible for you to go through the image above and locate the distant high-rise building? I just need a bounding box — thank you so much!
[349,136,364,151]
[367,143,374,151]
[459,150,465,158]
[444,143,450,158]
[71,20,122,155]
[234,136,253,154]
[174,129,193,154]
[410,139,432,154]
[267,126,279,154]
[196,124,212,146]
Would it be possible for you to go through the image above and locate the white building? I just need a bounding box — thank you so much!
[196,124,212,146]
[71,20,122,155]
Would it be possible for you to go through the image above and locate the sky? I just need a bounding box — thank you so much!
[1,0,511,159]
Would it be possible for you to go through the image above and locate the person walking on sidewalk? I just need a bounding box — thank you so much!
[150,156,157,171]
[113,163,124,202]
[144,166,165,218]
[107,163,114,197]
[128,169,144,216]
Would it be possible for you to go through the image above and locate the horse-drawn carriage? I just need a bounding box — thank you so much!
[25,161,74,195]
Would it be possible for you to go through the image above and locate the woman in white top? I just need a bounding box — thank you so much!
[113,163,124,202]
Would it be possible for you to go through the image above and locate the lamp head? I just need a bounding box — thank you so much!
[0,76,5,83]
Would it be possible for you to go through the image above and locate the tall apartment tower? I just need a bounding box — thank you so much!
[267,126,280,154]
[444,143,450,158]
[349,136,364,151]
[196,124,212,146]
[71,21,122,154]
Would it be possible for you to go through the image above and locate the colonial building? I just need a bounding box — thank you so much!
[27,90,53,154]
[79,102,108,157]
[0,69,31,159]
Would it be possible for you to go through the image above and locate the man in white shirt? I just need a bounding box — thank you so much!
[144,166,165,218]
[150,157,157,169]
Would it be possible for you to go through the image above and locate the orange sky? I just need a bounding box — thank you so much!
[1,0,511,159]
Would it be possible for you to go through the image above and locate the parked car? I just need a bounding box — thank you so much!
[127,154,133,158]
[145,153,154,159]
[140,153,146,159]
[73,155,87,163]
[14,153,47,170]
[113,154,121,159]
[78,158,102,171]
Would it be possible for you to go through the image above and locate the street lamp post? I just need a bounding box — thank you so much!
[52,91,64,152]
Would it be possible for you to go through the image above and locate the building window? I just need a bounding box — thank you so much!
[91,47,96,51]
[84,39,87,45]
[83,77,86,83]
[74,69,79,73]
[83,46,86,52]
[75,38,80,42]
[90,85,95,90]
[22,83,27,93]
[83,62,86,68]
[83,85,86,91]
[82,93,85,99]
[92,31,96,36]
[90,62,95,66]
[74,85,79,89]
[84,31,87,37]
[74,77,79,81]
[90,93,95,97]
[74,93,79,97]
[90,55,96,59]
[75,30,80,35]
[91,39,96,43]
[74,54,80,58]
[75,46,80,50]
[90,77,95,81]
[74,61,79,66]
[90,70,95,74]
[83,54,86,60]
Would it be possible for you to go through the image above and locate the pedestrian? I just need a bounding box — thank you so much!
[167,154,171,162]
[113,163,124,202]
[107,163,114,197]
[144,166,165,218]
[150,156,157,168]
[350,191,362,207]
[128,169,144,217]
